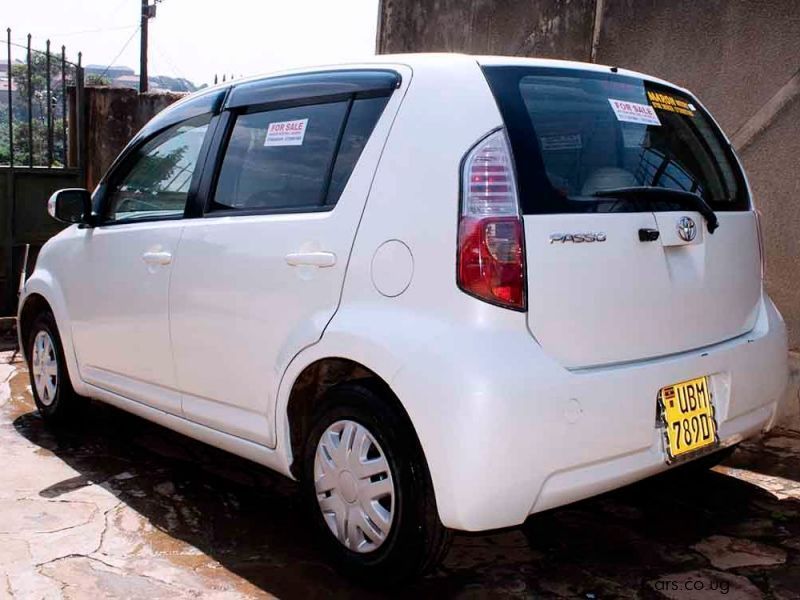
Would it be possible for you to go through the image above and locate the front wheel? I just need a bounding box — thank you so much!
[26,310,83,423]
[302,380,451,584]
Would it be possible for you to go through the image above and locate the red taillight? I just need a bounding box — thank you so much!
[457,130,526,310]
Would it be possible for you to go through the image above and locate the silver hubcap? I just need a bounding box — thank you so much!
[314,420,395,553]
[31,330,58,406]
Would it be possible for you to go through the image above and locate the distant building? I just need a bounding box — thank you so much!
[111,74,140,88]
[0,59,23,102]
[0,78,18,93]
[85,64,198,93]
[85,64,135,79]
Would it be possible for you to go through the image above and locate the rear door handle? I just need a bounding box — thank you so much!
[285,251,336,268]
[142,251,173,266]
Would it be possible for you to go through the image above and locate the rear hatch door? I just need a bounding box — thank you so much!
[482,64,761,368]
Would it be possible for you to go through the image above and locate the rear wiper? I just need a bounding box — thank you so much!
[592,187,719,233]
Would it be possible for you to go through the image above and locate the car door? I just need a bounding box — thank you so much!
[169,69,402,447]
[65,114,213,413]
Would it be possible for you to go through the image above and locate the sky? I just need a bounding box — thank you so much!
[4,0,380,87]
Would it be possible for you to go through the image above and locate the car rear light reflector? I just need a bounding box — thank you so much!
[457,130,526,310]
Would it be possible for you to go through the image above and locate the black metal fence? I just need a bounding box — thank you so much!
[2,28,84,169]
[1,29,87,317]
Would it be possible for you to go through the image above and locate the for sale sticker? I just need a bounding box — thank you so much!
[264,118,308,147]
[608,99,661,126]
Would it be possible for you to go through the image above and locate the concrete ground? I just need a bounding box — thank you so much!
[1,350,799,599]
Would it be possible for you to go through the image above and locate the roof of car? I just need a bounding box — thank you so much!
[153,53,691,135]
[177,53,685,100]
[474,55,683,90]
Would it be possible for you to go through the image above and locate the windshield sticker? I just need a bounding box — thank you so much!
[540,133,582,151]
[647,91,696,117]
[264,118,308,147]
[608,99,661,126]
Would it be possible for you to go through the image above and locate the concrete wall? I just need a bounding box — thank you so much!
[592,1,800,354]
[378,0,596,59]
[378,0,800,353]
[83,87,185,189]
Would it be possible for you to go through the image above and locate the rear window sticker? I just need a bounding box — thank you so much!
[608,99,661,126]
[540,133,582,151]
[646,91,696,117]
[264,118,308,147]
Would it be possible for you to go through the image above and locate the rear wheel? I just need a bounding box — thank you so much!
[26,310,83,423]
[302,380,451,584]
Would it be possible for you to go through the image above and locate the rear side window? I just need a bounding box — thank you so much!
[482,66,749,215]
[325,96,390,205]
[211,96,388,213]
[213,102,347,212]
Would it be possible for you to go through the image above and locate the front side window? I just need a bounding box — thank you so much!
[104,115,211,222]
[482,67,749,214]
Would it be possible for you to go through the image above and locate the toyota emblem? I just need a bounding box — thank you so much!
[677,216,697,242]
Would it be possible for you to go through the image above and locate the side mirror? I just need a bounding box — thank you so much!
[47,188,93,225]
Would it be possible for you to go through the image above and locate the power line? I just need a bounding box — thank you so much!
[106,0,134,21]
[151,39,186,81]
[97,25,141,80]
[6,37,77,65]
[41,24,138,38]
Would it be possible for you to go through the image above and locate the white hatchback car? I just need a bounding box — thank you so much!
[21,54,789,582]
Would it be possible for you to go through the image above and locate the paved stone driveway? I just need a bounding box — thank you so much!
[1,351,799,599]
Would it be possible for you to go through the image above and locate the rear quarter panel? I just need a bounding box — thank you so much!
[275,54,523,513]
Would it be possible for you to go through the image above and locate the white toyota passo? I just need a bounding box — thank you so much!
[20,54,789,582]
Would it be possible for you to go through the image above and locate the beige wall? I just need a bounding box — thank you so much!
[83,87,185,190]
[378,0,800,350]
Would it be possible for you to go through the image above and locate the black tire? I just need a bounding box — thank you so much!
[26,310,83,423]
[301,380,451,585]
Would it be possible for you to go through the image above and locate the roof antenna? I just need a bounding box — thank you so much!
[610,66,619,73]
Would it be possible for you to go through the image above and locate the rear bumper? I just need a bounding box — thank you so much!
[393,294,789,532]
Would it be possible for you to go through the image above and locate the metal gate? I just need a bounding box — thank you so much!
[1,29,86,316]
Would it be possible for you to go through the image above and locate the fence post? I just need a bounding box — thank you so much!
[4,32,15,318]
[6,29,13,168]
[46,39,53,167]
[75,53,86,181]
[26,34,33,168]
[61,46,67,166]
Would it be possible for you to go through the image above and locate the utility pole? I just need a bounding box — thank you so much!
[139,0,158,92]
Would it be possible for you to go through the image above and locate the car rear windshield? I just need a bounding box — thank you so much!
[482,66,749,215]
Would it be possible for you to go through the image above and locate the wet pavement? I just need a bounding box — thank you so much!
[1,349,799,599]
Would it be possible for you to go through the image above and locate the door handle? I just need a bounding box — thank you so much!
[638,228,660,242]
[142,251,173,266]
[285,251,336,268]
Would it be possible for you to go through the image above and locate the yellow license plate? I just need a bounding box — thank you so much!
[658,376,718,461]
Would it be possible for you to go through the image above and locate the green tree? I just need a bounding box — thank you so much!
[8,50,69,166]
[126,146,187,192]
[0,101,9,164]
